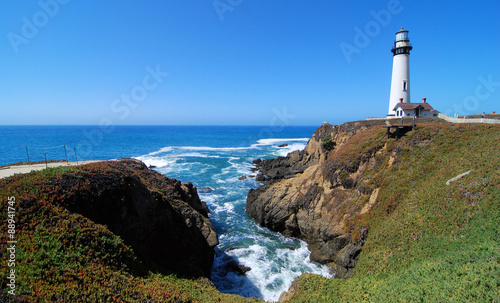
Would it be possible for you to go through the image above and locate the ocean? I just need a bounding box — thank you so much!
[0,125,332,301]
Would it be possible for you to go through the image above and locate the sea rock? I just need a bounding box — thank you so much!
[252,159,262,165]
[228,264,251,275]
[239,176,247,180]
[278,143,288,147]
[224,260,252,276]
[247,120,388,277]
[51,158,218,277]
[237,265,252,275]
[198,187,214,193]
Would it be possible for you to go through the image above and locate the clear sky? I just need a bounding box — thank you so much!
[1,0,499,125]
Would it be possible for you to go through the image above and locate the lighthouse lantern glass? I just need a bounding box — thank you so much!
[396,31,408,42]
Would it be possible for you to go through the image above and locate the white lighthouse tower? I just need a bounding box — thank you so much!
[388,27,413,117]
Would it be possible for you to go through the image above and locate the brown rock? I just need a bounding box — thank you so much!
[247,120,389,277]
[55,158,218,277]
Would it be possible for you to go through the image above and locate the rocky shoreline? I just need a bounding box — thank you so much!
[246,120,388,278]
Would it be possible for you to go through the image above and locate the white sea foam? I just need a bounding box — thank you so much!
[141,138,309,160]
[213,220,333,302]
[212,201,236,216]
[256,138,309,145]
[135,134,332,302]
[178,146,252,152]
[177,152,219,158]
[276,142,308,157]
[134,156,175,168]
[135,150,220,173]
[221,240,332,302]
[222,157,254,178]
[147,146,173,156]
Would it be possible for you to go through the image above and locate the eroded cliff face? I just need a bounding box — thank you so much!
[247,120,390,278]
[26,158,218,277]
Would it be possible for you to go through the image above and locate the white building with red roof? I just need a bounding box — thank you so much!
[393,98,436,118]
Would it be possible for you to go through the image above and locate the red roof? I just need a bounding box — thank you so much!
[393,102,434,111]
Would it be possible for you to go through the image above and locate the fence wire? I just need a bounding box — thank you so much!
[0,145,81,166]
[27,145,66,150]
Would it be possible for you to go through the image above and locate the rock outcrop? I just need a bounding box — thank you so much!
[48,158,218,277]
[247,120,388,278]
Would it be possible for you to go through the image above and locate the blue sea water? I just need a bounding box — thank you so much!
[0,125,332,301]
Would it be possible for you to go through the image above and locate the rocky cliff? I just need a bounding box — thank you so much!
[59,158,219,277]
[2,158,218,278]
[247,120,392,278]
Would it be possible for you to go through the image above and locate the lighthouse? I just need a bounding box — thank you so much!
[388,27,413,117]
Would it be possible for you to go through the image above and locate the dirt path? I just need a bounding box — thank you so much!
[0,160,101,179]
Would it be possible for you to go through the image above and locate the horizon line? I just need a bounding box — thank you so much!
[0,124,325,127]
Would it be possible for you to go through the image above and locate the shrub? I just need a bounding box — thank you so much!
[322,134,336,151]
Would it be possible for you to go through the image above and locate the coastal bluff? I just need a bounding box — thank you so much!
[247,120,390,278]
[0,159,227,301]
[272,120,498,302]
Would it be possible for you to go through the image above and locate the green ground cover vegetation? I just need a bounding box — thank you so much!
[287,123,499,302]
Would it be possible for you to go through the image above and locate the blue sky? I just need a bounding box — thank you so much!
[1,0,499,125]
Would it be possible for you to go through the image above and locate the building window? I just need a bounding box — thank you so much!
[403,81,408,91]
